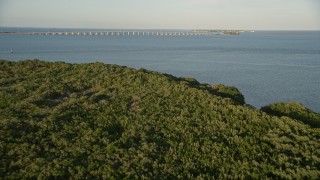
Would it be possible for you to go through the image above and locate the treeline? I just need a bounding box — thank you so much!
[0,60,319,179]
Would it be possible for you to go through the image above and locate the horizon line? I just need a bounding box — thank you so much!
[1,26,320,31]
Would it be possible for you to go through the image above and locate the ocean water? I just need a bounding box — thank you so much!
[1,28,320,112]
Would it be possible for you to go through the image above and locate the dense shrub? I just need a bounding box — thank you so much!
[261,101,320,128]
[1,60,319,179]
[211,84,245,105]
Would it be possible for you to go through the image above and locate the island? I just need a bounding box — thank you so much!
[1,60,319,179]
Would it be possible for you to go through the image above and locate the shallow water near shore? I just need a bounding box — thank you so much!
[1,28,320,112]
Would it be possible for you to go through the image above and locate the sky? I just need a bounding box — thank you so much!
[0,0,319,30]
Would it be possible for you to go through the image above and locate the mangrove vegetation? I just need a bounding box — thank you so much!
[0,60,319,179]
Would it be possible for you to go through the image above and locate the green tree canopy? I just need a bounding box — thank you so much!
[1,60,319,179]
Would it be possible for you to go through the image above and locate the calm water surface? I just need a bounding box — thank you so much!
[1,28,320,112]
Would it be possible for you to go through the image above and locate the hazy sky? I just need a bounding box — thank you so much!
[0,0,319,30]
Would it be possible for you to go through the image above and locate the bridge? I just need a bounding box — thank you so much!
[0,30,244,36]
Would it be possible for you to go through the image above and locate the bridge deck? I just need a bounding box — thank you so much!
[0,30,242,36]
